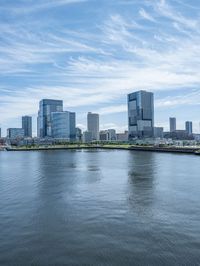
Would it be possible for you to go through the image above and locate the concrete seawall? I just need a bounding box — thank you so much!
[5,145,200,155]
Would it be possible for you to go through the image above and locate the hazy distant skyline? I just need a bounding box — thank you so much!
[0,0,200,136]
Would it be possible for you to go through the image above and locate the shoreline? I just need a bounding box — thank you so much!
[4,145,200,155]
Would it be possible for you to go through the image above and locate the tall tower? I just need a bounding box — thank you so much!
[169,117,176,132]
[185,121,193,135]
[128,90,154,139]
[37,99,63,138]
[22,116,32,138]
[51,111,76,140]
[87,112,99,141]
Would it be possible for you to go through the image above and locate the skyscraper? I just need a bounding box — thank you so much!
[169,117,176,132]
[37,99,63,138]
[185,121,193,135]
[87,112,99,141]
[22,116,32,137]
[51,111,76,140]
[128,90,154,139]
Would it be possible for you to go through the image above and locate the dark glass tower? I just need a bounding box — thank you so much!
[128,90,154,139]
[22,116,32,138]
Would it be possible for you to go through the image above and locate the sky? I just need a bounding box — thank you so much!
[0,0,200,136]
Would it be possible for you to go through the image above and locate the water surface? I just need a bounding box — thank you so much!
[0,150,200,265]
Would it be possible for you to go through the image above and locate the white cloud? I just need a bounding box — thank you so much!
[139,8,156,22]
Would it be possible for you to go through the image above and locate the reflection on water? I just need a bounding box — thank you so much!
[127,152,156,213]
[0,150,200,266]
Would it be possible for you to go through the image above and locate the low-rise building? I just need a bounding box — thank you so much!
[7,128,24,139]
[116,131,128,142]
[83,131,93,143]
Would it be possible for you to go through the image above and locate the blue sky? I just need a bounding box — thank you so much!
[0,0,200,136]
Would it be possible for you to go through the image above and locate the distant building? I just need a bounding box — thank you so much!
[37,99,63,138]
[107,129,116,141]
[87,112,99,141]
[76,127,82,142]
[22,116,32,137]
[116,131,129,142]
[169,117,176,132]
[83,131,93,143]
[7,128,24,139]
[99,129,116,141]
[0,128,1,138]
[51,111,76,140]
[128,90,154,139]
[69,112,76,141]
[164,130,194,140]
[185,121,193,135]
[154,127,164,138]
[99,130,109,141]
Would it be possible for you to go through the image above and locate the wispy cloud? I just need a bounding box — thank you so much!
[139,8,156,22]
[0,0,200,134]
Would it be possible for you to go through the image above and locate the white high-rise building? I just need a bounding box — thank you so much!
[87,112,99,141]
[169,117,176,132]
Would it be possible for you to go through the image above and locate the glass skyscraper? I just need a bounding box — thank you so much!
[51,111,76,140]
[128,90,154,139]
[185,121,193,135]
[37,99,63,138]
[22,116,32,137]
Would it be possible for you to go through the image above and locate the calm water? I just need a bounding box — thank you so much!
[0,149,200,266]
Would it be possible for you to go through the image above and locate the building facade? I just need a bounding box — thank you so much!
[87,112,99,141]
[128,90,154,139]
[22,116,32,137]
[83,131,93,143]
[51,111,76,140]
[37,99,63,138]
[76,127,82,142]
[169,117,176,132]
[7,128,24,139]
[154,127,164,138]
[185,121,193,135]
[116,131,129,142]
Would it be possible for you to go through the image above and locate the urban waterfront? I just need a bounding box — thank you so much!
[0,150,200,265]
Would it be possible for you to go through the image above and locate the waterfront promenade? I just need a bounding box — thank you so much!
[4,144,200,155]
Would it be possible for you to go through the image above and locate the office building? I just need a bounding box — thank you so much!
[116,131,129,142]
[128,90,154,139]
[87,112,99,141]
[37,99,63,138]
[22,116,32,137]
[100,130,109,141]
[170,117,176,132]
[107,129,116,141]
[154,127,164,138]
[76,128,82,142]
[83,131,93,143]
[99,129,116,141]
[51,111,76,140]
[185,121,193,135]
[69,112,76,141]
[7,128,24,139]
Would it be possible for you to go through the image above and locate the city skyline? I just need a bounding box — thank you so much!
[0,92,197,139]
[1,0,200,135]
